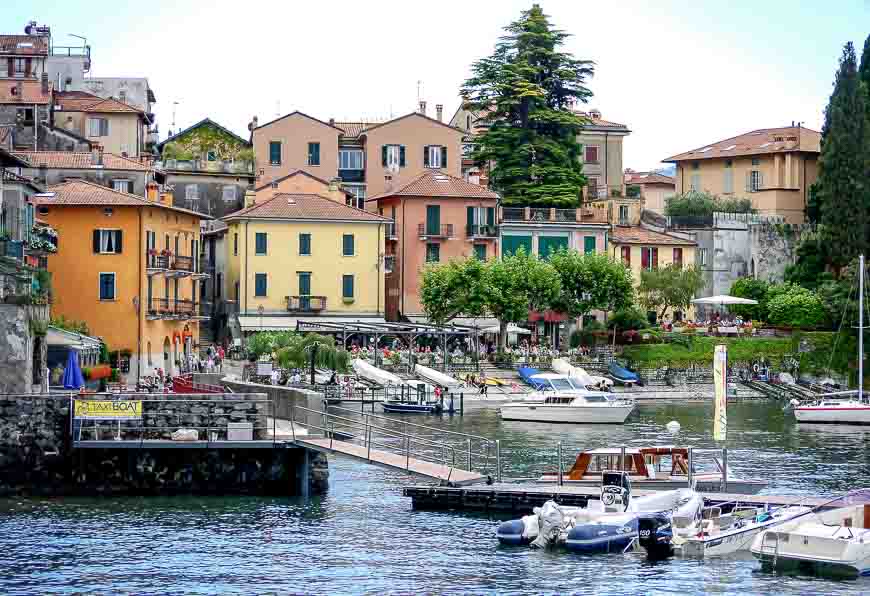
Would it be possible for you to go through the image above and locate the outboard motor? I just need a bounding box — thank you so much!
[637,512,674,560]
[601,471,632,512]
[530,501,567,549]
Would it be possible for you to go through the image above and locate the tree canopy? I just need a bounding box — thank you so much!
[548,250,634,318]
[460,4,593,207]
[419,257,488,325]
[728,277,771,320]
[663,191,755,217]
[637,264,704,320]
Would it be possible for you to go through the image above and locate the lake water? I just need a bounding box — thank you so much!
[2,401,869,595]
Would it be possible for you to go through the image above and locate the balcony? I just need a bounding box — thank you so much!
[146,251,170,273]
[0,239,24,260]
[338,169,365,183]
[418,224,454,239]
[147,298,211,320]
[466,224,498,238]
[167,255,209,279]
[501,206,607,224]
[385,222,398,240]
[286,295,327,313]
[147,298,171,319]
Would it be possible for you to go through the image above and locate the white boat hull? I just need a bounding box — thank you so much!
[794,405,870,424]
[499,404,633,424]
[678,507,814,557]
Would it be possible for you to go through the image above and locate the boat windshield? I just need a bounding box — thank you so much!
[547,378,577,391]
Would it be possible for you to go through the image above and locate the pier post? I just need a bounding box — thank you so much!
[558,441,563,486]
[496,440,501,483]
[460,392,464,416]
[467,438,472,471]
[300,450,310,499]
[687,447,694,488]
[620,445,626,472]
[722,447,728,492]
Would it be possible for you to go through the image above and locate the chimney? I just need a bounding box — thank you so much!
[328,177,340,192]
[329,118,335,127]
[435,104,443,122]
[64,115,74,131]
[159,191,173,206]
[244,189,257,208]
[146,182,159,202]
[38,163,48,185]
[418,100,427,115]
[40,72,48,94]
[248,116,259,132]
[91,145,103,166]
[589,109,601,121]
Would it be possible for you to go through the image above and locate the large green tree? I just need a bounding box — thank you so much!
[548,250,634,321]
[818,42,870,269]
[638,264,705,320]
[419,257,488,325]
[728,277,771,321]
[860,34,870,110]
[461,4,593,207]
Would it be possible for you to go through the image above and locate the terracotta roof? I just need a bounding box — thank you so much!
[0,35,48,55]
[663,126,821,162]
[2,169,42,191]
[0,79,51,104]
[625,172,675,186]
[14,151,151,171]
[253,169,351,195]
[54,91,143,114]
[575,112,629,130]
[254,111,344,133]
[359,112,464,136]
[609,226,695,246]
[368,170,499,201]
[37,180,209,218]
[224,193,389,222]
[334,121,378,139]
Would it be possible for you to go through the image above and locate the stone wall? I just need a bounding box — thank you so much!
[164,173,252,218]
[222,378,325,427]
[749,223,814,284]
[0,305,37,394]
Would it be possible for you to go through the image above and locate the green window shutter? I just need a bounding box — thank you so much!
[298,272,311,295]
[116,230,123,253]
[382,145,388,167]
[399,145,406,167]
[255,232,267,254]
[466,206,474,233]
[486,207,495,226]
[299,233,311,255]
[255,273,267,297]
[269,141,281,164]
[538,236,568,259]
[502,235,532,257]
[474,244,486,261]
[342,234,354,256]
[93,230,100,253]
[441,146,447,168]
[423,146,430,167]
[426,205,440,235]
[342,274,354,298]
[584,236,596,254]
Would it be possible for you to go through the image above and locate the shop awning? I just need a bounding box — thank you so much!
[238,315,387,332]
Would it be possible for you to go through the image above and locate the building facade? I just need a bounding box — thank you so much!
[624,171,675,214]
[663,125,820,224]
[223,192,388,336]
[35,180,209,382]
[53,91,149,157]
[14,148,161,195]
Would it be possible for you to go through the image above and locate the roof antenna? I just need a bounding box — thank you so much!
[276,100,280,119]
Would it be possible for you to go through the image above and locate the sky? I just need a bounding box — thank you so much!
[9,1,870,169]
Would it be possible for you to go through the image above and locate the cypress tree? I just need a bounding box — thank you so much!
[860,34,870,98]
[461,4,593,207]
[819,42,870,269]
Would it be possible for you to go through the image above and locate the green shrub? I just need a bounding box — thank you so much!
[664,191,755,217]
[766,285,828,329]
[607,307,648,331]
[729,277,770,321]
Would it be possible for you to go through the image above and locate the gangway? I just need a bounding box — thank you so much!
[289,405,500,487]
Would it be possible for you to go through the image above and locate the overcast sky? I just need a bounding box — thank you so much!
[12,1,870,169]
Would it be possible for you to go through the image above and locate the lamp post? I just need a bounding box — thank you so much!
[304,341,323,386]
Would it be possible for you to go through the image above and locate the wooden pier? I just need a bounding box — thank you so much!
[402,483,830,513]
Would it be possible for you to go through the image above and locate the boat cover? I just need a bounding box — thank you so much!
[352,359,405,386]
[414,364,461,388]
[609,362,639,382]
[518,367,548,389]
[552,358,614,388]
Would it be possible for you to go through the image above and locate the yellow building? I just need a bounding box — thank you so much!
[223,192,389,334]
[609,226,698,321]
[35,180,209,381]
[663,125,820,224]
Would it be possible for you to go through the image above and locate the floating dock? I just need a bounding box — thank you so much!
[402,483,829,513]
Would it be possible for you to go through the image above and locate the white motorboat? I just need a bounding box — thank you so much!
[351,359,405,387]
[499,374,634,423]
[751,489,870,577]
[551,358,614,390]
[674,502,814,557]
[413,363,462,388]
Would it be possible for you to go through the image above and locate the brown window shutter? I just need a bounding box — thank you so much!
[24,58,31,77]
[6,58,12,77]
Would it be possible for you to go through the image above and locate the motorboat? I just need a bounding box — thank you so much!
[552,358,613,390]
[608,361,639,385]
[536,446,767,494]
[382,400,443,414]
[499,374,634,424]
[351,358,405,387]
[751,489,870,577]
[518,367,549,390]
[496,471,702,555]
[413,364,461,388]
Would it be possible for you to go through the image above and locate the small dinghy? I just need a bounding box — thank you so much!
[608,362,639,385]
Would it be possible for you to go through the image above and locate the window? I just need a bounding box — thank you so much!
[216,273,222,298]
[673,247,683,267]
[185,184,200,201]
[690,173,701,191]
[13,58,25,74]
[424,145,447,168]
[112,179,133,193]
[342,234,355,256]
[254,273,267,297]
[584,145,600,163]
[87,117,109,137]
[339,149,364,170]
[147,341,152,366]
[342,274,355,300]
[299,233,312,255]
[222,185,237,202]
[269,141,282,165]
[473,244,486,261]
[641,247,658,271]
[382,144,405,168]
[16,108,33,124]
[584,236,596,254]
[425,204,441,235]
[620,246,631,266]
[206,150,217,162]
[233,232,239,256]
[749,170,763,192]
[307,142,320,166]
[466,115,471,130]
[462,143,474,157]
[118,90,127,104]
[255,232,267,255]
[234,281,240,302]
[699,248,708,266]
[618,205,629,224]
[691,162,700,170]
[426,242,440,263]
[346,186,366,210]
[723,170,734,194]
[298,271,311,296]
[587,176,600,198]
[93,229,122,254]
[751,157,760,166]
[99,273,116,300]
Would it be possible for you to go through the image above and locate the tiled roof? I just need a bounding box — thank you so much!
[610,226,695,246]
[359,112,464,136]
[0,79,51,104]
[576,112,628,130]
[14,151,151,171]
[663,126,821,162]
[254,111,344,132]
[54,91,143,114]
[2,169,42,190]
[37,180,209,218]
[334,121,378,139]
[625,172,675,186]
[253,169,351,195]
[224,193,389,222]
[368,170,499,201]
[0,35,48,55]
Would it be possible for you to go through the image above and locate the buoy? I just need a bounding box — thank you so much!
[666,420,681,433]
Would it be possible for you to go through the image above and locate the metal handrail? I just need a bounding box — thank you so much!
[326,404,494,444]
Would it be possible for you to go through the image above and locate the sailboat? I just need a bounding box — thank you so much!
[794,254,870,424]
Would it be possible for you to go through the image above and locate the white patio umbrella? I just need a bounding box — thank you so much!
[481,323,532,335]
[691,295,759,306]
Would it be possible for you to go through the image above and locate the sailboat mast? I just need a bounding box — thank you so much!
[860,254,865,402]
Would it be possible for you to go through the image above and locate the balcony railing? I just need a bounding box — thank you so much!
[418,224,454,238]
[1,239,25,259]
[171,255,194,273]
[287,295,327,313]
[146,252,170,270]
[466,224,498,238]
[501,206,607,224]
[385,222,397,240]
[338,169,365,183]
[147,298,210,320]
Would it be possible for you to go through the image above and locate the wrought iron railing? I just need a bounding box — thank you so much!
[466,224,498,237]
[418,224,454,238]
[287,295,327,312]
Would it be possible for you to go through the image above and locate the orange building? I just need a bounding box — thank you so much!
[368,170,499,320]
[35,180,209,381]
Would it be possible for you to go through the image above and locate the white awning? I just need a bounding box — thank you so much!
[46,326,102,351]
[238,315,386,332]
[691,295,758,305]
[407,316,500,328]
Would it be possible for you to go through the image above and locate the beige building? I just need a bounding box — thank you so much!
[624,171,676,214]
[663,125,820,224]
[251,105,463,209]
[53,91,149,157]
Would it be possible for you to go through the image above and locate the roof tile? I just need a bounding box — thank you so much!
[0,35,48,55]
[664,126,821,162]
[37,180,208,218]
[0,79,51,104]
[369,170,499,201]
[224,193,389,222]
[14,151,152,171]
[625,172,675,186]
[610,226,695,246]
[54,91,142,114]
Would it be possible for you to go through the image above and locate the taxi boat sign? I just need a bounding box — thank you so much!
[74,400,142,420]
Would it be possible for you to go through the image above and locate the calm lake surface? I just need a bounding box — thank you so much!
[2,400,870,595]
